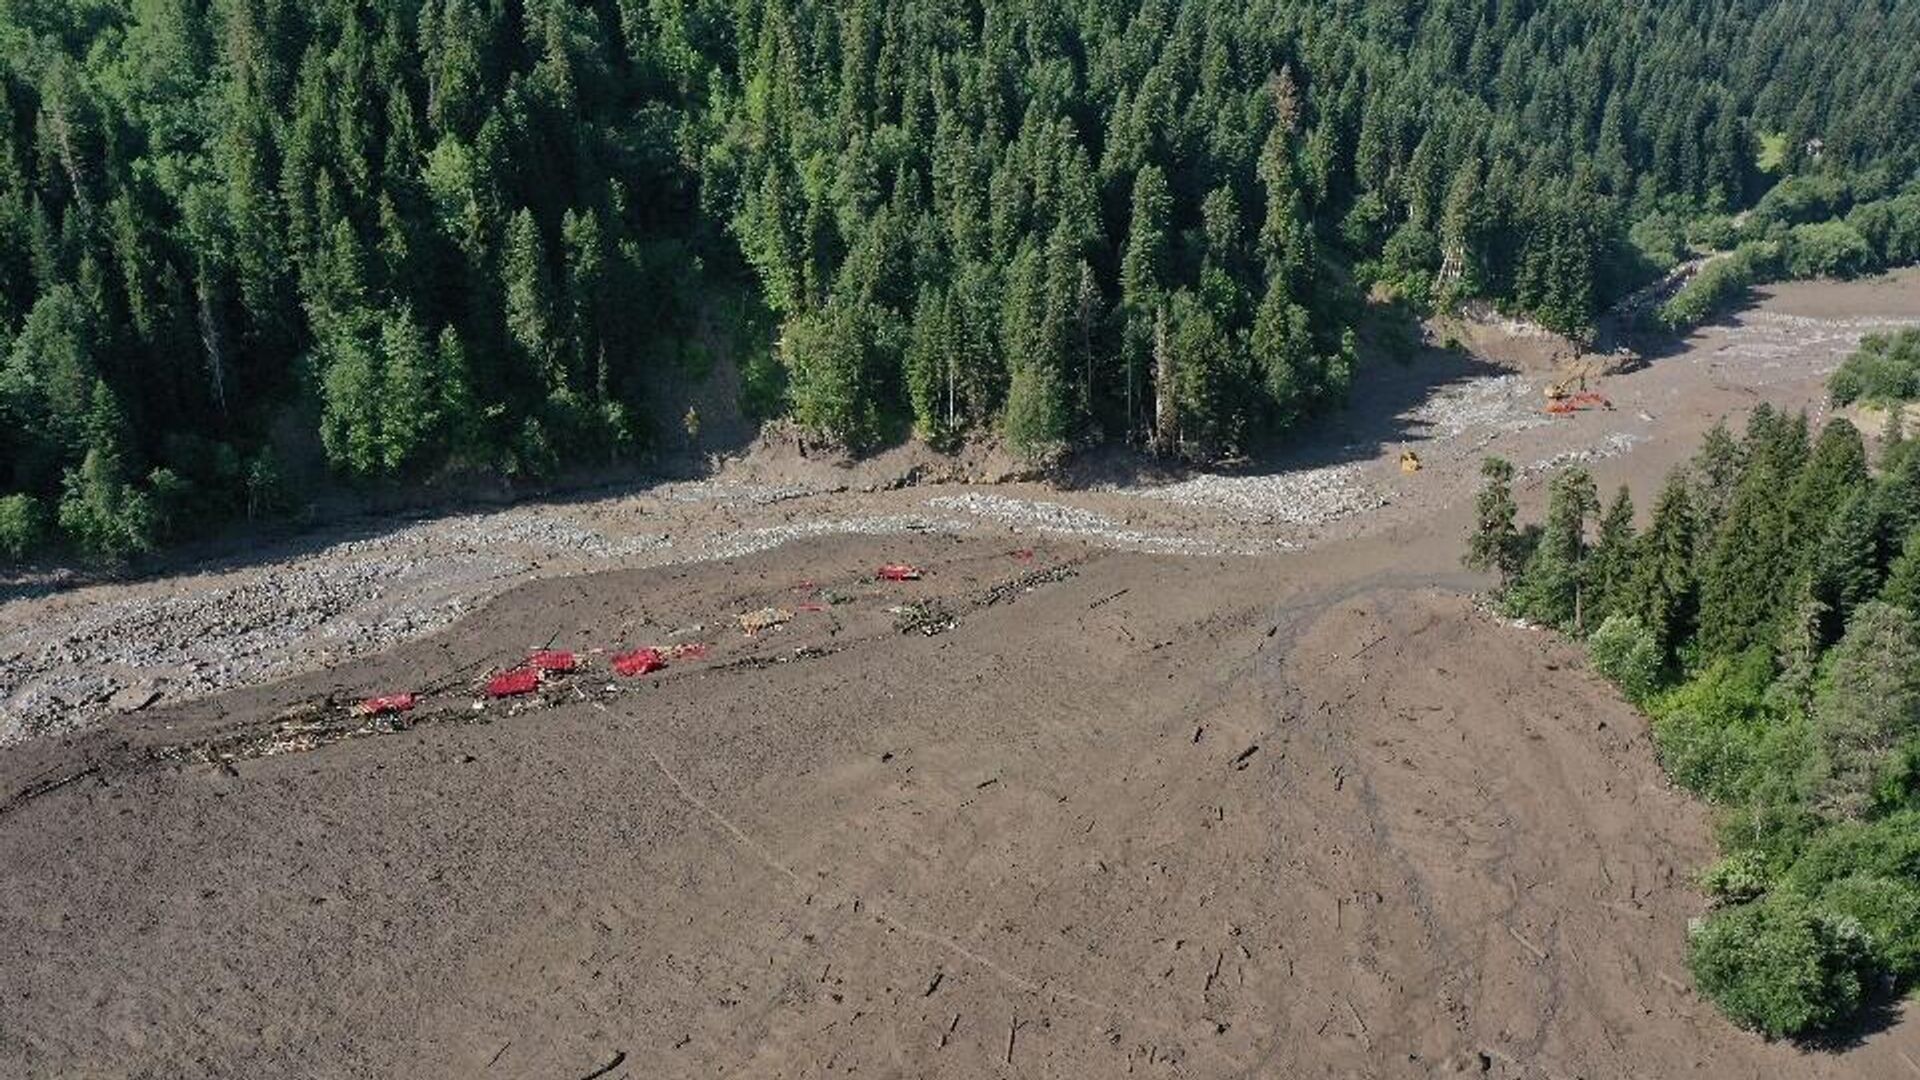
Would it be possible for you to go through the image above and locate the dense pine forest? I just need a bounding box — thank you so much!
[3,1,1920,560]
[1473,383,1920,1037]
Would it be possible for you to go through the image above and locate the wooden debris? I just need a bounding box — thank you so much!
[578,1050,627,1080]
[738,607,794,635]
[1507,926,1548,961]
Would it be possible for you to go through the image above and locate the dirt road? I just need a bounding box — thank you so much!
[4,272,1920,1077]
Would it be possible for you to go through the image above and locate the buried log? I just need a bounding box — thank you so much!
[578,1050,626,1080]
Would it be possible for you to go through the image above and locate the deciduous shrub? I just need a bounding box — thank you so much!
[1688,895,1873,1039]
[1830,329,1920,406]
[1648,649,1780,801]
[1588,613,1662,702]
[0,493,47,563]
[1784,222,1874,280]
[56,451,156,561]
[1698,851,1770,905]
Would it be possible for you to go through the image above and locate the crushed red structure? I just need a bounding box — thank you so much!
[877,563,923,581]
[355,693,416,717]
[612,648,666,677]
[1546,391,1612,415]
[528,650,579,673]
[486,668,541,698]
[1009,549,1035,562]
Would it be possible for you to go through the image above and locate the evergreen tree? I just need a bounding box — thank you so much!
[317,323,384,479]
[6,0,1920,557]
[1882,528,1920,615]
[1628,471,1700,664]
[1250,281,1313,426]
[1510,466,1600,631]
[435,326,484,465]
[1786,418,1868,546]
[1805,491,1886,646]
[561,207,608,394]
[1589,485,1638,626]
[1167,289,1243,458]
[1691,418,1745,544]
[1874,440,1920,544]
[0,286,99,487]
[1464,456,1523,590]
[1698,420,1799,659]
[504,208,558,389]
[1120,165,1171,441]
[1505,413,1920,1038]
[783,300,888,451]
[1812,602,1920,819]
[378,307,440,473]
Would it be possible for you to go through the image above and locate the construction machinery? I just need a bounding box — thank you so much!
[1543,348,1634,415]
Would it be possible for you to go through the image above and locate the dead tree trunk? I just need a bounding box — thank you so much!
[198,275,229,419]
[1152,306,1177,456]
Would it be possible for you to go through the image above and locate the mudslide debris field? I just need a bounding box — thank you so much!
[4,272,1920,1078]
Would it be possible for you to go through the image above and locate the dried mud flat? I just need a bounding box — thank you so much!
[4,271,1920,1079]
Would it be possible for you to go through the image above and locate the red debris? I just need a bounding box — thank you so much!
[667,643,709,661]
[529,649,579,673]
[797,602,827,613]
[486,668,541,698]
[612,648,667,677]
[877,563,923,581]
[1009,548,1035,562]
[355,693,416,717]
[1545,391,1612,416]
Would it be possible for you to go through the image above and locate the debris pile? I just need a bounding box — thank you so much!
[354,693,416,717]
[1139,465,1388,526]
[738,607,794,636]
[612,648,667,677]
[928,493,1211,553]
[485,668,541,698]
[1521,432,1645,477]
[892,601,956,636]
[666,481,821,506]
[1406,374,1549,440]
[528,650,579,673]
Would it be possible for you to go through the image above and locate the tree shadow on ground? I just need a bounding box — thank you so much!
[1795,984,1910,1052]
[0,458,723,606]
[1057,335,1514,492]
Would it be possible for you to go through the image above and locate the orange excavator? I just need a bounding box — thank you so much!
[1543,352,1626,415]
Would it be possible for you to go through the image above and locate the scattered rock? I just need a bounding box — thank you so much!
[108,683,162,713]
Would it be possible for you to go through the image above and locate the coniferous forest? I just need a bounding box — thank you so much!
[1474,389,1920,1038]
[4,0,1920,559]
